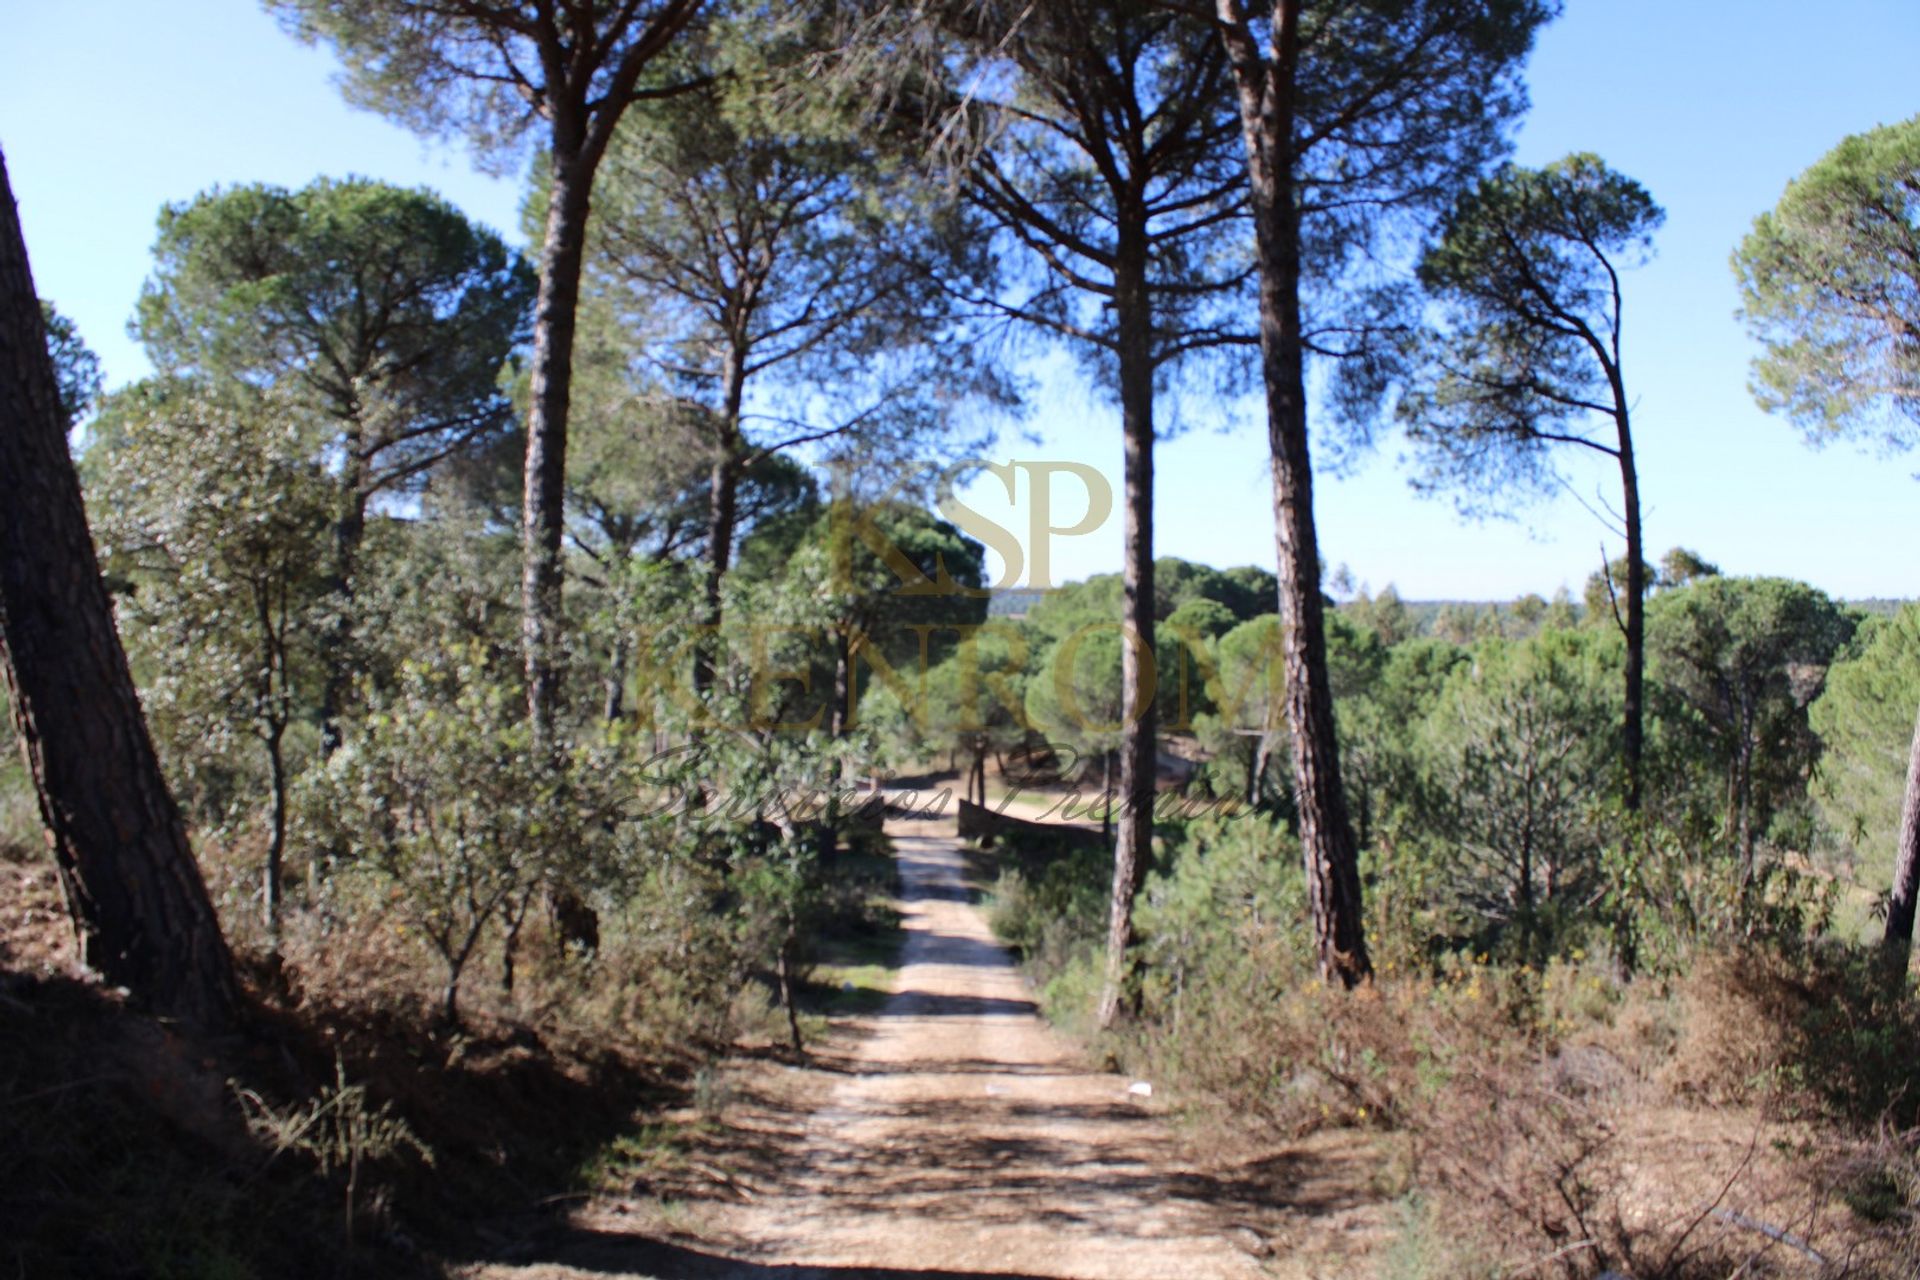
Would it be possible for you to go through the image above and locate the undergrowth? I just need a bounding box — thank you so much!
[0,807,898,1278]
[978,811,1920,1278]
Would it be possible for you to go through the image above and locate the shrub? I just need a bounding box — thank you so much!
[1667,942,1920,1130]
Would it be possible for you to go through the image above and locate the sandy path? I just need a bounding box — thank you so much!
[477,810,1276,1279]
[692,815,1266,1279]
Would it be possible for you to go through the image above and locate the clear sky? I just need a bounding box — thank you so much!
[4,1,1917,601]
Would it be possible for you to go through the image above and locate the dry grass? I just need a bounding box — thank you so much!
[14,788,1920,1279]
[0,830,718,1279]
[1115,945,1920,1279]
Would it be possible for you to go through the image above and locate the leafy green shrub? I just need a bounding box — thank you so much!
[1135,811,1308,1019]
[299,641,651,1026]
[986,840,1110,968]
[1810,604,1920,908]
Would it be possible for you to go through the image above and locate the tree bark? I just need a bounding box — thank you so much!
[1096,234,1159,1029]
[696,457,738,693]
[604,633,631,722]
[694,348,746,705]
[695,453,742,699]
[523,152,595,745]
[263,699,289,940]
[1222,0,1371,987]
[1251,730,1272,811]
[1736,706,1758,886]
[1882,701,1920,957]
[318,448,368,756]
[254,575,292,940]
[830,629,853,741]
[1101,748,1114,845]
[1612,391,1644,812]
[0,149,239,1028]
[522,150,608,950]
[776,932,804,1056]
[501,882,537,996]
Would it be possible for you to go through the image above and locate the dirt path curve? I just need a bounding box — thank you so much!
[687,811,1266,1279]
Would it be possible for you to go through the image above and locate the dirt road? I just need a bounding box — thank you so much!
[704,815,1267,1278]
[472,811,1305,1279]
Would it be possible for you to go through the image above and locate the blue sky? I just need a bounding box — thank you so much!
[5,1,1917,601]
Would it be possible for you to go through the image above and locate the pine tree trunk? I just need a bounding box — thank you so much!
[695,455,740,699]
[603,633,630,722]
[523,153,595,745]
[523,151,602,949]
[0,149,239,1028]
[318,455,368,756]
[1612,390,1644,812]
[1222,2,1371,987]
[256,578,291,941]
[264,716,289,940]
[1102,748,1114,845]
[831,630,852,741]
[694,348,748,701]
[777,938,804,1057]
[1736,723,1758,887]
[1250,730,1271,811]
[1882,701,1920,957]
[1097,235,1158,1029]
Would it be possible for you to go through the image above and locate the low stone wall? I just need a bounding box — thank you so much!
[843,793,888,829]
[956,797,1107,853]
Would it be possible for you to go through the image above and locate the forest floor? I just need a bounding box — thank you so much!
[461,808,1392,1280]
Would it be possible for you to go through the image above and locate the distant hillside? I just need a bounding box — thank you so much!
[988,588,1051,619]
[1382,596,1912,642]
[987,588,1912,629]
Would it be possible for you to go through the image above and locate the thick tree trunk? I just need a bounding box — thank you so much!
[1270,338,1371,986]
[523,153,595,745]
[0,150,239,1028]
[1096,237,1159,1030]
[524,151,603,951]
[1882,702,1920,957]
[1222,3,1371,987]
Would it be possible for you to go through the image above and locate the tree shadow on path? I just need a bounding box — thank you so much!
[483,1229,1062,1279]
